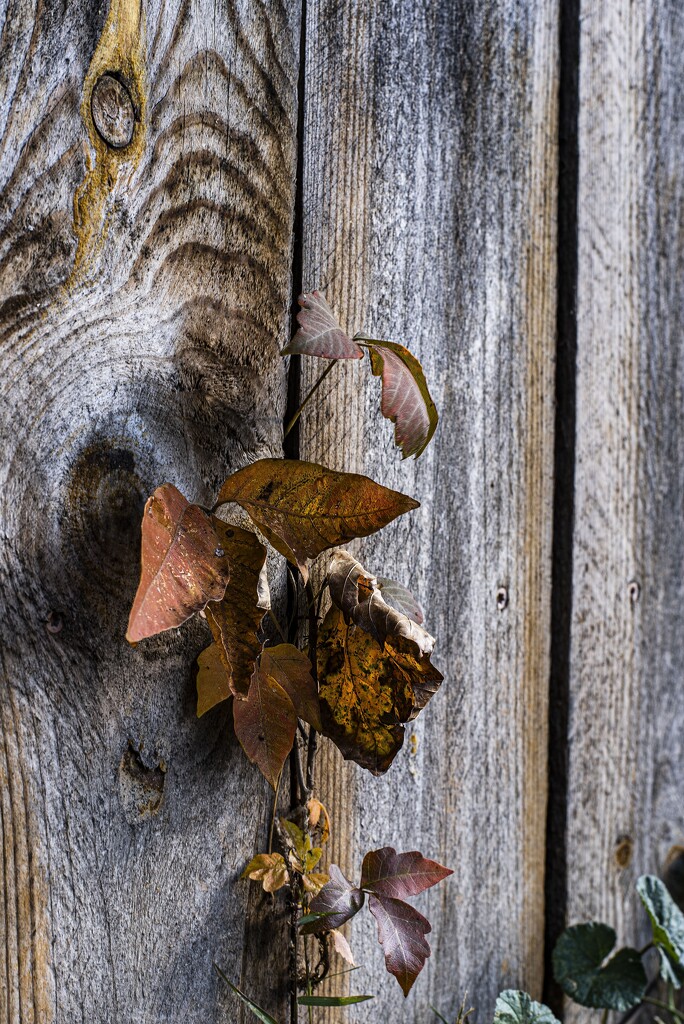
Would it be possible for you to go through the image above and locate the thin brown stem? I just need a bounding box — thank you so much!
[268,769,282,854]
[283,359,338,439]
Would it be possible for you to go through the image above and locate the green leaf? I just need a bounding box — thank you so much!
[214,966,280,1024]
[637,875,684,966]
[552,923,647,1010]
[430,1007,452,1024]
[493,991,560,1024]
[659,948,684,989]
[297,994,373,1006]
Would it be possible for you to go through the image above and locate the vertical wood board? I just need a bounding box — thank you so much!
[297,1,559,1019]
[566,1,684,1019]
[0,1,299,1021]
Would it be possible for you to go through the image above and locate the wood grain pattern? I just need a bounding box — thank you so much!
[296,2,558,1019]
[0,1,299,1020]
[565,2,684,1019]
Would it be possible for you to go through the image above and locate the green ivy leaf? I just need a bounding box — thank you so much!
[297,994,374,1006]
[214,965,280,1023]
[637,875,684,968]
[493,991,560,1024]
[553,923,647,1010]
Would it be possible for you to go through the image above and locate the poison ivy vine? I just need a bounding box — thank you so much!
[127,291,450,1017]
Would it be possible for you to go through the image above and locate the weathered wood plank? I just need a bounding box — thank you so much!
[297,2,558,1019]
[565,1,684,1016]
[0,1,299,1020]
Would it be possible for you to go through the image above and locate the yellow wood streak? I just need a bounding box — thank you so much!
[71,0,146,281]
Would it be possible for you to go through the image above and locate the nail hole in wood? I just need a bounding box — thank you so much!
[628,579,641,604]
[91,73,135,149]
[496,587,509,611]
[614,833,633,869]
[45,610,63,634]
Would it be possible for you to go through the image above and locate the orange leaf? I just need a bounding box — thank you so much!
[205,520,267,697]
[127,484,230,642]
[216,459,419,580]
[196,642,232,717]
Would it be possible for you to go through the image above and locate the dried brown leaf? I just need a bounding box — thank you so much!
[330,929,356,966]
[216,460,419,581]
[317,606,443,774]
[260,645,321,731]
[127,484,230,642]
[328,550,434,656]
[241,852,289,893]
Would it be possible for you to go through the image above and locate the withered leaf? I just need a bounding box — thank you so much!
[328,550,434,655]
[360,847,453,900]
[303,865,365,933]
[205,520,267,698]
[366,339,438,459]
[241,852,289,893]
[260,645,321,731]
[317,606,443,774]
[216,460,419,581]
[330,929,356,966]
[233,666,297,789]
[307,798,331,844]
[127,484,230,642]
[368,894,432,997]
[282,291,363,360]
[196,642,232,717]
[302,872,330,896]
[376,577,424,625]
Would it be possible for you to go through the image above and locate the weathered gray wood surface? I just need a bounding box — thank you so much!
[0,1,299,1021]
[565,1,684,1019]
[298,2,559,1020]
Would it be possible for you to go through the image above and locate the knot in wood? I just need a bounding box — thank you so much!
[91,73,135,149]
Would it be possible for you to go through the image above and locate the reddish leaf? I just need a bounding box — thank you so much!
[303,865,365,933]
[368,894,432,996]
[367,339,438,459]
[233,666,297,789]
[317,606,443,775]
[127,484,230,642]
[377,577,424,625]
[328,550,435,655]
[260,645,321,731]
[196,642,232,717]
[216,459,419,581]
[282,291,363,360]
[205,520,267,698]
[360,848,453,899]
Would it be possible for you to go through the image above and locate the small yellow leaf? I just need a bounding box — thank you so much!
[302,872,330,896]
[241,852,289,893]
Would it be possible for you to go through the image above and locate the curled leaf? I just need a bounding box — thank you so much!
[330,928,356,965]
[328,550,434,655]
[127,484,230,642]
[366,339,438,459]
[241,853,289,893]
[552,922,647,1010]
[282,291,363,359]
[317,606,443,774]
[307,798,331,843]
[260,645,321,731]
[377,577,424,625]
[369,893,431,997]
[216,459,419,581]
[233,667,297,789]
[205,520,267,698]
[304,865,365,933]
[360,847,453,900]
[196,642,232,717]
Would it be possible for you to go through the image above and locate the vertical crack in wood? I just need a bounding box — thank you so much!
[543,0,580,1012]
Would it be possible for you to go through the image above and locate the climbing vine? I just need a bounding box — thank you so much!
[127,291,450,1018]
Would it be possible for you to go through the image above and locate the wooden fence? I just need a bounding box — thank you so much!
[0,1,682,1022]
